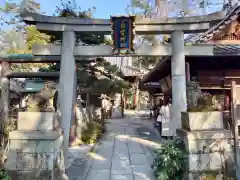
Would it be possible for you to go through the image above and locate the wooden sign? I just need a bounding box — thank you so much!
[111,16,135,55]
[159,78,169,93]
[79,88,91,93]
[165,75,172,89]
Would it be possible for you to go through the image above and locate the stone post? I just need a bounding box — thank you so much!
[59,31,76,166]
[0,62,9,126]
[186,62,190,82]
[0,77,9,123]
[171,31,187,136]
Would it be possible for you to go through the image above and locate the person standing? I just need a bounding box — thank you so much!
[155,99,163,136]
[160,98,173,139]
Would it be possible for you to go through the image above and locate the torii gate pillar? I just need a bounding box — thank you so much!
[171,30,187,135]
[59,31,77,166]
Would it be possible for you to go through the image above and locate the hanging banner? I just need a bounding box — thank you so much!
[111,16,135,55]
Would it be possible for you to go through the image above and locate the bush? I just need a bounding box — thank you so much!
[187,92,216,112]
[198,174,234,180]
[151,140,186,180]
[0,169,11,180]
[92,108,106,125]
[81,121,104,144]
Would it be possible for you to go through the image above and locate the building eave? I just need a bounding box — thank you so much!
[141,57,170,83]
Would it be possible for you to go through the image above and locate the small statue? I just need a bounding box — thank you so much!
[26,81,57,112]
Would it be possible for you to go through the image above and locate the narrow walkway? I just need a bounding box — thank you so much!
[87,114,162,180]
[67,113,162,180]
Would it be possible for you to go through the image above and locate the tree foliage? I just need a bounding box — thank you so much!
[76,60,131,95]
[53,0,106,45]
[0,25,51,72]
[126,0,163,69]
[0,0,41,27]
[127,0,228,69]
[0,0,50,72]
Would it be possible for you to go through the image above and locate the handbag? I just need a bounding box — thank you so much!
[156,114,162,122]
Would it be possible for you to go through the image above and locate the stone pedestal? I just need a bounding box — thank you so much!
[181,111,224,130]
[6,131,65,180]
[18,112,56,131]
[177,129,235,179]
[5,111,67,180]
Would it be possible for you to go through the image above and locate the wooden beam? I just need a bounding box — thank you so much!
[225,76,240,79]
[200,87,230,90]
[7,72,107,79]
[6,72,60,78]
[0,55,96,63]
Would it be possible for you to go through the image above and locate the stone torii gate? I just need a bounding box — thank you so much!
[20,9,236,164]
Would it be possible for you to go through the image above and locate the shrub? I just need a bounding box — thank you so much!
[0,169,11,180]
[191,172,235,180]
[151,140,186,180]
[81,121,104,144]
[188,93,216,112]
[199,174,234,180]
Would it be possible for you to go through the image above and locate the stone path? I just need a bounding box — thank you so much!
[67,145,94,169]
[67,113,162,180]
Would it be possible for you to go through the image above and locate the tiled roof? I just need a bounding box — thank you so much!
[187,5,240,55]
[196,5,240,43]
[213,44,240,55]
[185,5,240,44]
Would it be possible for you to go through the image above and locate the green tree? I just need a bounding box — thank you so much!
[0,26,51,72]
[0,0,50,72]
[53,0,104,45]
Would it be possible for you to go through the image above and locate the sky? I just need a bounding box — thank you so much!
[0,0,225,18]
[0,0,226,29]
[0,0,132,29]
[40,0,130,18]
[0,0,131,18]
